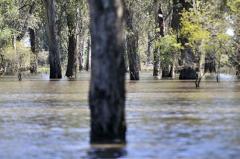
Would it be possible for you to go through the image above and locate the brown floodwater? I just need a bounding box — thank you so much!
[0,72,240,159]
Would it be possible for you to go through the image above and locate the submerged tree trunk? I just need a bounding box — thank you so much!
[153,1,164,77]
[78,37,84,71]
[88,0,126,144]
[85,38,90,71]
[44,0,62,79]
[126,6,140,80]
[29,28,38,74]
[66,34,77,78]
[172,0,196,80]
[66,10,77,78]
[205,52,216,73]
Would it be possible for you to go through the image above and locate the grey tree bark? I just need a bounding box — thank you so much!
[66,9,77,78]
[153,1,164,77]
[44,0,62,79]
[126,5,140,80]
[29,28,38,74]
[88,0,126,144]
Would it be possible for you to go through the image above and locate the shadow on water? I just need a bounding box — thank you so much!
[87,145,127,159]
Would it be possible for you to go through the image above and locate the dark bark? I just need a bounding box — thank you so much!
[88,0,126,144]
[179,67,197,80]
[204,53,216,73]
[66,10,77,78]
[85,38,90,71]
[29,28,38,74]
[153,1,164,77]
[171,0,196,79]
[162,65,172,78]
[126,6,140,80]
[44,0,62,79]
[66,34,77,78]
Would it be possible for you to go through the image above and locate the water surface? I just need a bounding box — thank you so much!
[0,72,240,159]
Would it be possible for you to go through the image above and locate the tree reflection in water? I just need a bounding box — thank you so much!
[87,145,127,159]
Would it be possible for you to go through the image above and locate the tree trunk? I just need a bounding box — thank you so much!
[237,46,240,76]
[44,0,62,79]
[66,10,77,78]
[66,34,77,78]
[88,0,126,144]
[205,52,216,73]
[146,32,152,65]
[29,28,38,74]
[76,8,85,72]
[85,38,90,71]
[126,6,140,80]
[172,0,196,80]
[153,1,164,77]
[78,37,84,71]
[153,47,160,77]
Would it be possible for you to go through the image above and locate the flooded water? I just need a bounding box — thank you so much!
[0,72,240,159]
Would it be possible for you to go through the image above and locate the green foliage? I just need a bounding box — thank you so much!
[156,34,182,64]
[4,42,31,66]
[228,0,240,13]
[180,8,211,50]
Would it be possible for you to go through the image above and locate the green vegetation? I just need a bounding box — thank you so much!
[0,0,239,81]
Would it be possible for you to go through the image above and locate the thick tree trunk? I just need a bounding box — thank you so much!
[172,0,196,80]
[66,10,77,78]
[205,53,216,73]
[88,0,126,144]
[29,28,38,74]
[44,0,62,79]
[66,34,77,78]
[126,6,140,80]
[153,1,164,77]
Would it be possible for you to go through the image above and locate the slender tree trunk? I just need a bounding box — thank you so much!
[126,6,140,80]
[76,8,84,72]
[236,18,240,77]
[171,55,177,78]
[85,38,90,71]
[126,33,140,80]
[146,32,152,65]
[44,0,62,79]
[78,37,84,71]
[153,1,164,77]
[153,47,160,77]
[88,0,126,144]
[237,46,240,76]
[29,28,38,74]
